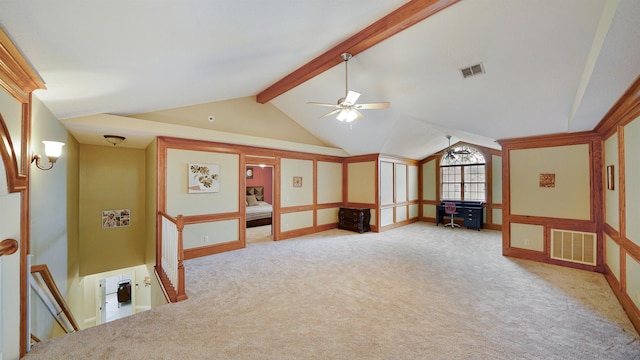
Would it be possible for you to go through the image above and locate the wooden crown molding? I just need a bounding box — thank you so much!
[0,27,46,103]
[255,0,461,104]
[497,130,597,150]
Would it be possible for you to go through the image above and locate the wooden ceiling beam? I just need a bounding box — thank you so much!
[255,0,461,104]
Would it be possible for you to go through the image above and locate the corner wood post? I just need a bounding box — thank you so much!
[176,215,187,301]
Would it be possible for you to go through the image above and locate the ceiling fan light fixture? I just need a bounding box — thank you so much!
[336,109,358,122]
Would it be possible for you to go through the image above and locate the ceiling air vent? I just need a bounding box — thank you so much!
[460,63,485,78]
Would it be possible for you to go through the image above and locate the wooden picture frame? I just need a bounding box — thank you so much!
[607,165,615,190]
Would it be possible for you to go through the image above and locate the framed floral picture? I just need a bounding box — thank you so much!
[188,163,220,193]
[293,176,302,187]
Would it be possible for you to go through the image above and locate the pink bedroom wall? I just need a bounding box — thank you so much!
[246,166,273,203]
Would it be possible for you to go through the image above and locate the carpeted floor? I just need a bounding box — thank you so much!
[246,224,272,243]
[26,222,640,359]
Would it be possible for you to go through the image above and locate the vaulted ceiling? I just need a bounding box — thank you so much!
[1,0,639,159]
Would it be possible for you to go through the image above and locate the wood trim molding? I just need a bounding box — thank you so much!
[184,240,244,260]
[497,130,596,149]
[0,28,46,358]
[0,238,18,256]
[0,28,45,103]
[0,113,27,192]
[256,0,460,104]
[604,268,640,333]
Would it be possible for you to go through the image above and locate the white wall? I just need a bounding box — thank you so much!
[30,96,70,340]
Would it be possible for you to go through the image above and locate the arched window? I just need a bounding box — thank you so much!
[440,145,486,201]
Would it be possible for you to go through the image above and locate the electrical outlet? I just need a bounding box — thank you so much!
[204,235,209,243]
[524,239,530,246]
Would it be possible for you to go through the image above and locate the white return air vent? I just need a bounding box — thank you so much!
[460,63,485,78]
[551,229,596,266]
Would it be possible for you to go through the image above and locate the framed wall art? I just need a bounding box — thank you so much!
[539,173,555,188]
[102,209,130,229]
[293,176,302,188]
[188,163,220,193]
[607,165,615,190]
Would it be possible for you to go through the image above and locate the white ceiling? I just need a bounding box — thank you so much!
[1,0,639,159]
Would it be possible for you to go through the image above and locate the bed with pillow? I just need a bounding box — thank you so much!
[246,186,272,228]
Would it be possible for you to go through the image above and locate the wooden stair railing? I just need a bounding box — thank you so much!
[0,238,18,256]
[30,264,79,334]
[156,211,187,302]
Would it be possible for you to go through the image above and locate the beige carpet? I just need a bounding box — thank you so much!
[246,224,272,243]
[26,223,640,359]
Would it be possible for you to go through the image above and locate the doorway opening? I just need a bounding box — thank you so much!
[245,163,274,244]
[99,273,133,324]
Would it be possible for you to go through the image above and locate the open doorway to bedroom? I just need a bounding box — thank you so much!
[245,163,274,243]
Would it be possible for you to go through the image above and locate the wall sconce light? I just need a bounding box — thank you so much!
[31,141,65,171]
[104,135,125,146]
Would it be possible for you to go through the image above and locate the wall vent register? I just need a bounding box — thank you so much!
[550,229,596,266]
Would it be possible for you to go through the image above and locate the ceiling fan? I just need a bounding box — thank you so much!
[307,52,390,122]
[443,135,471,160]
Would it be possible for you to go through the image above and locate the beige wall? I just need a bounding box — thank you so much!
[606,234,620,280]
[347,161,375,204]
[183,220,239,248]
[510,223,544,252]
[624,118,640,245]
[165,148,240,247]
[317,161,342,204]
[281,158,313,207]
[79,145,146,276]
[510,145,590,220]
[422,160,436,201]
[626,254,640,309]
[166,149,239,216]
[380,162,394,205]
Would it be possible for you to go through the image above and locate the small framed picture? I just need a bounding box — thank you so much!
[293,176,302,187]
[607,165,615,190]
[539,173,555,188]
[246,167,254,179]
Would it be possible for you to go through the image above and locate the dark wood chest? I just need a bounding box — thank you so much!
[338,208,371,233]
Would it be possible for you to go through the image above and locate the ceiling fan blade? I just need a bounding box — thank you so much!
[453,148,471,154]
[355,102,390,110]
[319,109,341,119]
[343,90,360,106]
[307,102,338,108]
